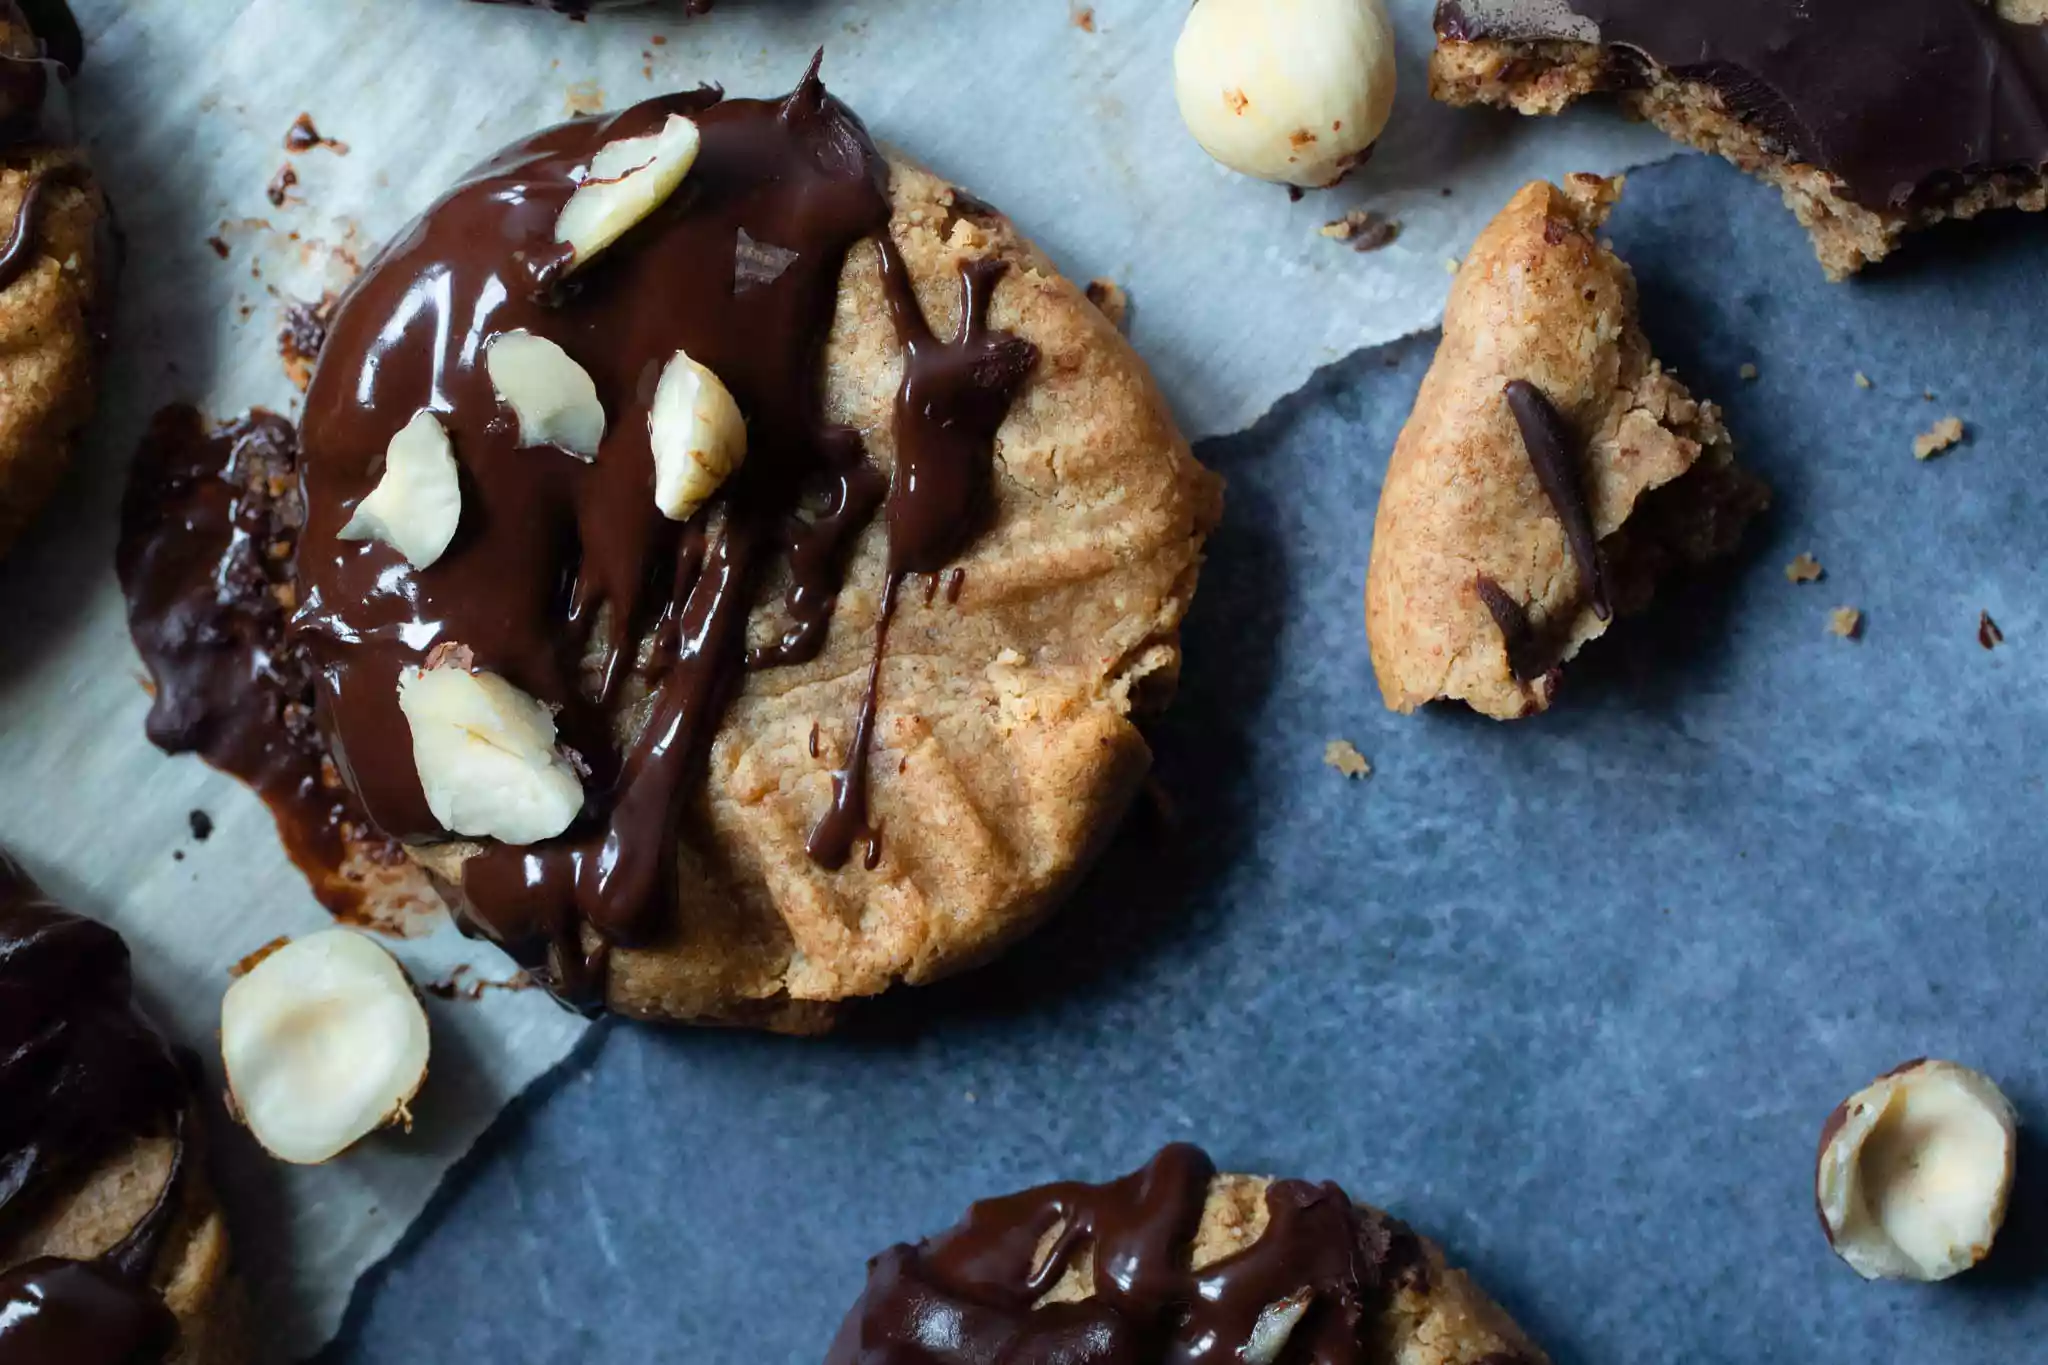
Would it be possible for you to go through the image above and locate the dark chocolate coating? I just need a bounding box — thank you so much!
[0,853,190,1365]
[293,65,1034,1002]
[825,1143,1421,1365]
[1437,0,2048,210]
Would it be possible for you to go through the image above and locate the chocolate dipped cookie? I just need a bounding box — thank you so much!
[0,0,109,561]
[1432,1,2048,278]
[1367,175,1766,720]
[0,852,242,1365]
[826,1143,1548,1365]
[288,63,1222,1026]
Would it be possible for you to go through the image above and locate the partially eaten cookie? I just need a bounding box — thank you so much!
[1431,1,2048,278]
[1366,175,1767,720]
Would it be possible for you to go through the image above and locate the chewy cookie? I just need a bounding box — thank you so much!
[1366,175,1766,720]
[0,0,109,561]
[1431,1,2048,279]
[827,1143,1547,1365]
[0,853,241,1365]
[289,66,1221,1026]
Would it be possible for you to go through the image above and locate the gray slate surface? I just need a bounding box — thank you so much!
[321,152,2048,1364]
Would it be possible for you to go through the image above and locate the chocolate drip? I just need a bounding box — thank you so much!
[1437,0,2048,212]
[294,63,1034,1002]
[1502,379,1607,621]
[116,407,411,925]
[0,853,190,1365]
[826,1143,1419,1365]
[1474,574,1541,683]
[806,248,1037,869]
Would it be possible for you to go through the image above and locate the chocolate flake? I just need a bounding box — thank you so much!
[1979,611,2004,650]
[1503,378,1609,620]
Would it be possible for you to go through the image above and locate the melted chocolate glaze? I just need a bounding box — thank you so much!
[1436,0,2048,211]
[1502,379,1607,622]
[295,63,1035,1001]
[0,853,190,1365]
[116,407,410,924]
[826,1144,1421,1365]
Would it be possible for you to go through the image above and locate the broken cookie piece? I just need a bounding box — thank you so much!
[1431,1,2048,278]
[1366,175,1767,720]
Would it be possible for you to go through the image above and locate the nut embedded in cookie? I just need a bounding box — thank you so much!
[825,1143,1550,1365]
[1364,175,1768,720]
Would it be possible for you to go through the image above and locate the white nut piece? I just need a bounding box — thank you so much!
[220,930,431,1166]
[554,113,701,271]
[1816,1058,2018,1282]
[335,410,461,568]
[648,349,746,521]
[1173,0,1398,189]
[397,652,584,845]
[485,329,607,460]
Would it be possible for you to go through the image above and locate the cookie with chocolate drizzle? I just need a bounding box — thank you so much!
[1366,175,1767,720]
[0,0,110,561]
[1432,0,2048,278]
[288,63,1221,1026]
[826,1143,1547,1365]
[0,851,243,1365]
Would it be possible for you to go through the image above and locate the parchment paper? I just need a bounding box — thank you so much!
[0,0,1680,1356]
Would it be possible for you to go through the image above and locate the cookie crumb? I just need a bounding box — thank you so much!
[284,113,347,155]
[1739,362,1759,381]
[1443,256,1461,274]
[564,80,605,116]
[280,293,338,392]
[1979,611,2004,650]
[265,163,298,208]
[230,935,293,979]
[1913,415,1965,461]
[1319,208,1400,252]
[188,809,214,841]
[1785,553,1824,584]
[206,235,230,260]
[1323,739,1371,779]
[1070,2,1095,30]
[1854,371,1873,390]
[1084,278,1129,331]
[1829,607,1864,640]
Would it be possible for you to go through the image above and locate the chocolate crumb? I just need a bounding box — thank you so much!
[1319,208,1400,251]
[1287,185,1305,203]
[266,163,298,208]
[1785,553,1824,584]
[1829,607,1864,640]
[1084,278,1129,331]
[231,935,293,979]
[207,236,230,260]
[188,809,214,841]
[1980,612,2004,650]
[1913,416,1965,461]
[1323,739,1371,779]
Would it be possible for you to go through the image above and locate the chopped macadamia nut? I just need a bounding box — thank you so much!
[397,655,585,845]
[1816,1059,2017,1282]
[555,113,701,270]
[221,930,431,1165]
[486,330,607,460]
[335,410,461,568]
[649,349,747,520]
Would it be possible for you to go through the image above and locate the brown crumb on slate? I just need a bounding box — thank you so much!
[188,809,214,841]
[266,163,299,208]
[1084,278,1129,331]
[230,935,293,979]
[280,293,338,391]
[1980,612,2004,650]
[565,80,605,116]
[207,235,230,260]
[1854,371,1873,390]
[1829,607,1864,640]
[1070,2,1095,31]
[1442,256,1460,274]
[1320,208,1401,251]
[1784,553,1824,584]
[1323,739,1371,779]
[1914,416,1966,461]
[285,113,347,155]
[1739,362,1759,381]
